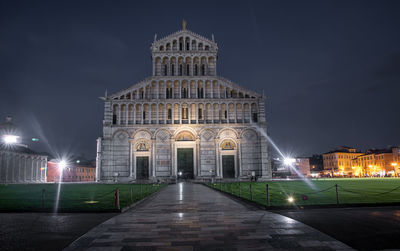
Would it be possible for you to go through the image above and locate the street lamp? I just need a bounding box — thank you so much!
[2,134,19,144]
[283,158,295,166]
[58,160,67,170]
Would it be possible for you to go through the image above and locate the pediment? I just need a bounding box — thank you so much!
[151,29,218,52]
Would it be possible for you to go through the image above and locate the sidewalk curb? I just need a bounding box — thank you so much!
[120,185,167,213]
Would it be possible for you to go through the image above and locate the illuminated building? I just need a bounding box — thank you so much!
[97,23,271,182]
[322,146,363,176]
[0,116,47,183]
[47,158,96,182]
[351,147,399,177]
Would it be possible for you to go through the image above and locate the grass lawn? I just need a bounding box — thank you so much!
[0,183,166,212]
[208,178,400,207]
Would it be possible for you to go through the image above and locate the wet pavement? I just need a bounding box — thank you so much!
[66,183,353,250]
[277,206,400,250]
[0,213,116,251]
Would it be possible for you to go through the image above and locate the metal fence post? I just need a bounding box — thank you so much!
[335,184,339,205]
[115,188,120,210]
[266,184,270,207]
[239,183,241,197]
[130,186,133,203]
[140,184,143,198]
[250,183,253,201]
[41,189,45,209]
[230,183,233,194]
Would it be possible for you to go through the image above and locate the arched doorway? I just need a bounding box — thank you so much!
[134,140,150,180]
[220,140,236,178]
[175,131,196,179]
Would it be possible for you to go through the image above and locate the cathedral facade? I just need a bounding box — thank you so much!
[97,25,271,182]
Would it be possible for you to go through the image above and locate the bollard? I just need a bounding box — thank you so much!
[114,188,120,210]
[335,184,339,205]
[266,184,270,207]
[239,183,241,197]
[250,183,253,201]
[130,186,133,203]
[41,189,45,209]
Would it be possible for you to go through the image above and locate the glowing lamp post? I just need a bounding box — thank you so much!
[58,160,67,170]
[283,158,296,166]
[2,134,19,144]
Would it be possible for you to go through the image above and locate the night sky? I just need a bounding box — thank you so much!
[1,0,399,159]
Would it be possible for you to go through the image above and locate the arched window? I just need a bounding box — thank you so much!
[113,114,117,124]
[205,45,209,51]
[186,65,190,76]
[164,65,168,76]
[171,65,175,76]
[179,65,183,76]
[186,42,190,50]
[224,110,227,119]
[201,64,205,75]
[167,109,172,119]
[179,42,183,51]
[194,65,198,76]
[198,108,203,119]
[197,88,204,98]
[182,88,188,98]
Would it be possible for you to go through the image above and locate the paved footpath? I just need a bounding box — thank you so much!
[66,183,353,250]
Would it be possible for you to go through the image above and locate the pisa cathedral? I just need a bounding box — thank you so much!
[97,24,271,182]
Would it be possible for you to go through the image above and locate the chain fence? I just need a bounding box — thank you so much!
[0,183,166,212]
[206,181,400,207]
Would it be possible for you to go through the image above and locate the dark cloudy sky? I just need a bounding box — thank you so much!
[1,0,399,159]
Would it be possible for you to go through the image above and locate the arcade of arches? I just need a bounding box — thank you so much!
[97,27,271,182]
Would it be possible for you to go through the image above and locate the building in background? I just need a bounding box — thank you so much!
[47,157,96,182]
[97,23,271,182]
[291,157,310,177]
[271,157,310,178]
[351,147,399,177]
[323,146,363,176]
[309,154,324,177]
[0,116,47,183]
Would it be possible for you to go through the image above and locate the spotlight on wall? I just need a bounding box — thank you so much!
[58,160,67,170]
[2,135,19,144]
[284,158,296,166]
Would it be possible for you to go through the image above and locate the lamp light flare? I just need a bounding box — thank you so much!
[58,160,67,169]
[284,158,296,165]
[3,135,19,144]
[287,196,295,203]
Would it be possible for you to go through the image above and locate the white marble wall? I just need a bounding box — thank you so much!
[0,151,47,183]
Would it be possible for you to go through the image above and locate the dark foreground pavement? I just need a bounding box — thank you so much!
[277,206,400,251]
[66,183,352,250]
[0,213,116,251]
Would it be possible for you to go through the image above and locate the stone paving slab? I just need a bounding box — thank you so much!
[65,183,354,250]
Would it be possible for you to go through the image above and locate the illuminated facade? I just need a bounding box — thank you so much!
[323,146,400,177]
[323,146,363,176]
[351,147,399,177]
[97,24,271,182]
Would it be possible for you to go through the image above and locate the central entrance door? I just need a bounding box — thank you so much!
[136,156,149,179]
[177,148,194,179]
[222,155,235,178]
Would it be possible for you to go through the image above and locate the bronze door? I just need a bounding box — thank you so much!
[177,148,194,179]
[136,157,149,179]
[222,155,235,178]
